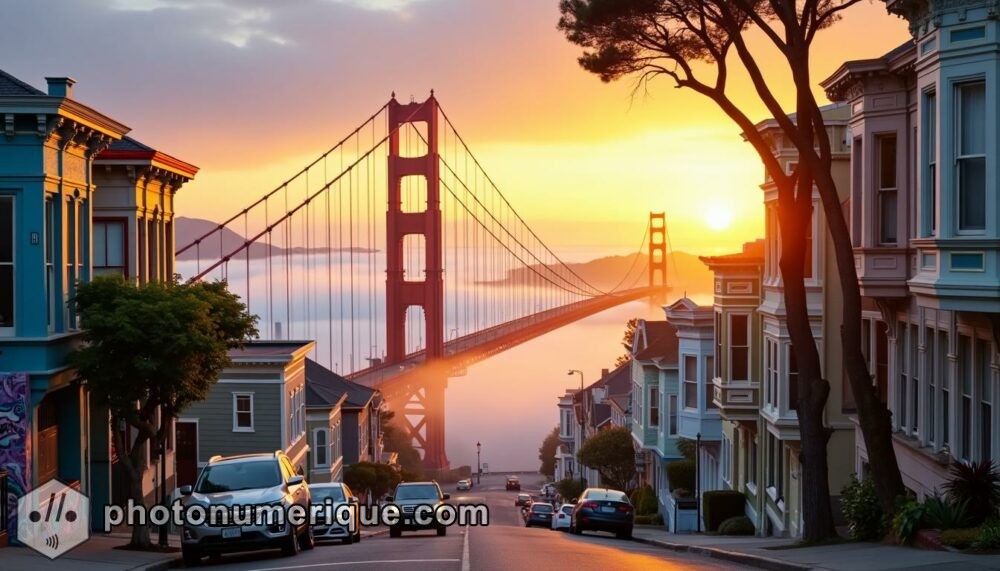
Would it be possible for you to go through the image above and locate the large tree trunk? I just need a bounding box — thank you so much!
[112,415,152,548]
[776,166,837,542]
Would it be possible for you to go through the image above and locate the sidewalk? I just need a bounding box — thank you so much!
[3,528,390,571]
[632,526,1000,570]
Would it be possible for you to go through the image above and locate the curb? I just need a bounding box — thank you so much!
[632,536,811,571]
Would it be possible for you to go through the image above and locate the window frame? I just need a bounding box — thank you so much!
[683,354,698,411]
[313,428,329,468]
[955,80,987,233]
[92,217,129,278]
[0,195,14,336]
[876,134,898,245]
[729,313,750,382]
[232,392,255,432]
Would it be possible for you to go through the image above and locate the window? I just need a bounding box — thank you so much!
[765,339,778,408]
[45,200,54,331]
[683,355,698,410]
[649,385,659,427]
[730,314,749,381]
[957,82,986,231]
[747,435,758,490]
[233,393,254,432]
[715,313,722,378]
[93,220,126,277]
[767,434,784,499]
[898,322,909,430]
[926,327,937,445]
[314,429,329,467]
[959,335,972,461]
[705,356,717,409]
[668,394,677,436]
[788,347,799,411]
[925,92,937,235]
[939,330,949,447]
[877,135,898,244]
[910,325,920,434]
[289,388,305,442]
[0,196,13,331]
[978,339,992,462]
[721,434,732,486]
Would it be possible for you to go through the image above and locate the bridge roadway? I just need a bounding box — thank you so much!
[347,286,665,390]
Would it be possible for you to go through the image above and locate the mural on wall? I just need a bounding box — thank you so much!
[0,372,30,539]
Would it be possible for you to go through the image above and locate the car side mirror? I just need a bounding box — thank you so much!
[386,496,394,502]
[442,493,450,500]
[348,496,359,504]
[287,475,305,486]
[179,485,193,496]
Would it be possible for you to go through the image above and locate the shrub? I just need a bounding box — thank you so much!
[630,484,657,515]
[634,515,653,525]
[943,461,1000,526]
[921,494,972,530]
[840,473,884,540]
[651,513,664,525]
[972,519,1000,550]
[702,490,747,532]
[666,460,695,494]
[718,516,755,536]
[892,499,925,545]
[939,528,981,550]
[676,438,697,461]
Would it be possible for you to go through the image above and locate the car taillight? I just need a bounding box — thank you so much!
[618,505,633,512]
[582,501,598,509]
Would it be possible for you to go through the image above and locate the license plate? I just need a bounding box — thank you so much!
[600,506,615,513]
[222,527,242,539]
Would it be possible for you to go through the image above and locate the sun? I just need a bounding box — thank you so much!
[704,205,734,231]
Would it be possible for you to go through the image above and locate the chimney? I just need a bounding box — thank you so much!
[601,368,609,378]
[45,77,76,98]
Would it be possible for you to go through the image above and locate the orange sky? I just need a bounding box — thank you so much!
[4,0,912,256]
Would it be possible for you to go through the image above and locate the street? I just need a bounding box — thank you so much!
[192,474,740,571]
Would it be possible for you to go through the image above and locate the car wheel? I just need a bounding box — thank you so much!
[342,534,354,545]
[299,525,315,550]
[617,528,633,540]
[389,527,402,538]
[282,524,300,557]
[181,546,201,567]
[354,529,362,543]
[571,522,583,535]
[437,527,447,537]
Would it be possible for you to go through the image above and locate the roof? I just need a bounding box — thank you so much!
[305,358,378,409]
[821,40,916,101]
[0,69,46,96]
[227,341,315,363]
[96,135,199,179]
[633,321,679,364]
[608,393,630,413]
[700,239,765,269]
[592,403,612,427]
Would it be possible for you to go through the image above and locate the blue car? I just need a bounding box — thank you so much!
[570,488,633,539]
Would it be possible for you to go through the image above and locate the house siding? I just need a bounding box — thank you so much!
[183,381,282,463]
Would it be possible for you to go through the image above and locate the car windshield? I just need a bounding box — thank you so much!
[584,490,629,503]
[518,494,530,500]
[395,484,439,500]
[311,486,346,503]
[531,504,553,513]
[561,505,574,514]
[195,460,280,493]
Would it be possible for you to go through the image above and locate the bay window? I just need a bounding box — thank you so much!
[730,314,749,381]
[925,91,937,236]
[683,355,697,410]
[877,135,898,244]
[957,81,986,231]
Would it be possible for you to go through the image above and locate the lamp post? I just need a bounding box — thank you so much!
[696,432,702,533]
[476,441,482,485]
[567,369,585,487]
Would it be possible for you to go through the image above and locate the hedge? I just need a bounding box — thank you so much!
[718,515,755,536]
[666,460,695,495]
[703,490,747,532]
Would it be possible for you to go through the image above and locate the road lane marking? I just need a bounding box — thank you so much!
[246,559,462,571]
[461,524,470,571]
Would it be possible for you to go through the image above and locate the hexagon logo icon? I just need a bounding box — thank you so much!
[17,479,90,559]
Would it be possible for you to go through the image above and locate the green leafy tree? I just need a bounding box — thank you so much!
[538,426,561,478]
[345,461,402,502]
[555,478,587,501]
[380,410,424,477]
[70,276,257,547]
[614,318,639,367]
[576,426,636,493]
[559,0,906,540]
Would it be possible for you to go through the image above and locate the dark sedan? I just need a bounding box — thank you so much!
[570,488,633,539]
[524,502,555,528]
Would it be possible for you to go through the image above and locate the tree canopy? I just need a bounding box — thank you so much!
[577,427,637,493]
[538,426,561,478]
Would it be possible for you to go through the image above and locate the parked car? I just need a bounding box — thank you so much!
[550,503,574,531]
[456,479,472,491]
[524,502,555,528]
[514,493,532,507]
[506,476,521,491]
[179,451,314,566]
[570,488,633,539]
[309,482,361,545]
[387,481,450,538]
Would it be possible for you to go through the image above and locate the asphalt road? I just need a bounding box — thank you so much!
[186,473,742,570]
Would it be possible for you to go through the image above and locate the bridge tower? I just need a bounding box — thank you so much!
[386,93,449,472]
[649,212,668,289]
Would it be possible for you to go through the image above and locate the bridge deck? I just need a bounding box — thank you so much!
[348,286,664,389]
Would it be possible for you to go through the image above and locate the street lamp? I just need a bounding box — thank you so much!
[476,441,482,485]
[567,369,585,487]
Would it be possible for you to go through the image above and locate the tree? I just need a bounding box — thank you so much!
[344,461,402,502]
[538,426,561,478]
[559,0,905,540]
[380,410,424,477]
[70,276,258,547]
[614,318,639,367]
[576,426,637,493]
[555,477,588,501]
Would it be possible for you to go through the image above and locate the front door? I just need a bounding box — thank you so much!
[175,422,198,488]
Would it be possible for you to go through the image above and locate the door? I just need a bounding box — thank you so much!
[175,422,198,488]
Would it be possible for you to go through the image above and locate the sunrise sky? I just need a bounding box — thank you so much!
[3,0,911,256]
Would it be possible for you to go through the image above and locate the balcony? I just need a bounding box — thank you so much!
[854,247,910,299]
[711,377,759,422]
[908,239,1000,312]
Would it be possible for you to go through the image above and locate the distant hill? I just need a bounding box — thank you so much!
[491,252,714,297]
[174,216,377,261]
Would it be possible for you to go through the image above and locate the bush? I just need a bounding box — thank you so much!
[840,473,884,540]
[972,519,1000,550]
[718,516,755,536]
[702,490,747,532]
[921,494,972,530]
[666,460,695,494]
[943,461,1000,526]
[651,513,664,525]
[630,484,657,515]
[892,499,925,545]
[940,528,981,550]
[676,438,697,461]
[634,515,653,525]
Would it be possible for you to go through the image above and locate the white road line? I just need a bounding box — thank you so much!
[247,559,462,571]
[461,524,470,571]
